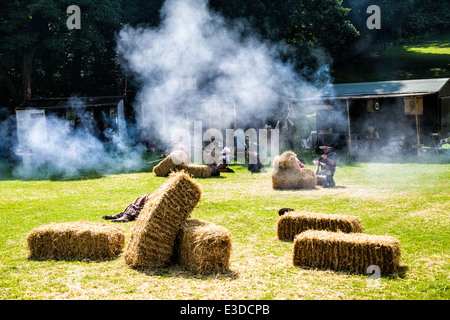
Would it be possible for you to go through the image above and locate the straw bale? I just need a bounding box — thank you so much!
[174,218,232,274]
[176,164,212,178]
[27,221,125,260]
[123,171,202,269]
[153,150,189,177]
[272,152,316,190]
[293,230,401,274]
[277,211,363,241]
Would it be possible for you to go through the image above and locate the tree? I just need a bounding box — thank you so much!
[0,0,123,110]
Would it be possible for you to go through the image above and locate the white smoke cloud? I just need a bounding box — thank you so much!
[11,98,145,179]
[117,0,327,142]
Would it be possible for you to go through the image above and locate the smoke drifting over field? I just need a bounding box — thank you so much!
[117,0,328,141]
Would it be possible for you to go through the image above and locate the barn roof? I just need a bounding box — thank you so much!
[16,96,124,110]
[321,78,450,99]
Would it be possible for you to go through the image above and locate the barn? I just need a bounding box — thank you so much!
[306,78,450,156]
[14,96,127,160]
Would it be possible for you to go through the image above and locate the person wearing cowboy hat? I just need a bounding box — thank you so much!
[314,145,337,187]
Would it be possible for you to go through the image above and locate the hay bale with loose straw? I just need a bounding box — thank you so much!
[174,218,232,274]
[123,170,202,269]
[176,164,212,178]
[293,230,401,274]
[27,221,125,261]
[277,211,363,241]
[272,151,316,190]
[153,150,189,177]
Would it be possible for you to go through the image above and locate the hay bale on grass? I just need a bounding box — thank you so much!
[174,218,232,274]
[153,150,189,177]
[27,221,125,260]
[272,151,316,190]
[123,171,202,269]
[293,230,401,274]
[176,164,212,178]
[277,211,363,241]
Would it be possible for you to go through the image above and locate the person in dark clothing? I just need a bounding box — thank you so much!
[315,145,337,188]
[102,193,151,222]
[245,136,264,173]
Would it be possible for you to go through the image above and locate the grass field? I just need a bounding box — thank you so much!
[0,155,449,300]
[332,33,450,83]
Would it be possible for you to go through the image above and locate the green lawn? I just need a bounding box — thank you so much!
[0,157,449,300]
[333,33,450,83]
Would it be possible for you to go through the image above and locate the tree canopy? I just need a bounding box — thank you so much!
[0,0,447,111]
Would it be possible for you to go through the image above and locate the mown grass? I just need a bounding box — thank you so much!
[333,33,450,83]
[0,157,449,300]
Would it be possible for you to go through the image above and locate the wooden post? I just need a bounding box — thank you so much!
[415,102,420,157]
[347,99,352,157]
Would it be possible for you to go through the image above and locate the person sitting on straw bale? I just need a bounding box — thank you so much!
[314,145,337,188]
[102,193,152,222]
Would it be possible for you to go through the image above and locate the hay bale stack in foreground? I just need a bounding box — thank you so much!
[174,218,232,274]
[27,221,125,260]
[272,151,316,190]
[153,150,189,177]
[277,211,363,241]
[293,230,401,274]
[123,171,202,269]
[176,164,212,178]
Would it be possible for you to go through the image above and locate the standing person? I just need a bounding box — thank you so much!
[245,136,264,173]
[275,115,296,151]
[314,145,337,188]
[365,126,380,152]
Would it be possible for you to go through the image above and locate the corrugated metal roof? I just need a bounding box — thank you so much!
[321,78,450,98]
[16,96,123,110]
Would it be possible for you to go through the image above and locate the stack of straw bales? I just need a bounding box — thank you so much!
[277,211,363,241]
[174,218,232,274]
[27,221,125,260]
[293,230,401,274]
[123,171,202,268]
[272,151,316,190]
[153,150,189,177]
[176,164,212,178]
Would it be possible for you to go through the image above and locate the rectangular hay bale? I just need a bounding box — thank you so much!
[277,211,363,241]
[173,218,232,274]
[153,150,189,177]
[176,164,212,178]
[293,230,401,274]
[27,221,125,260]
[123,171,202,269]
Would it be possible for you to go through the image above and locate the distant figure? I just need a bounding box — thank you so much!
[275,115,297,152]
[245,136,264,173]
[314,145,337,188]
[102,193,151,222]
[365,126,380,151]
[170,141,191,163]
[217,146,234,172]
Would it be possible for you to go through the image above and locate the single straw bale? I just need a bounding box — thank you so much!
[27,221,125,261]
[174,218,232,274]
[272,152,316,190]
[293,230,401,274]
[176,164,212,178]
[277,211,363,241]
[123,170,202,269]
[153,150,189,177]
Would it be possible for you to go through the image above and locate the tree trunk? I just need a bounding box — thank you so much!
[0,67,19,108]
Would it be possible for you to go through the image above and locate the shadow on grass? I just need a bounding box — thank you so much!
[134,264,240,281]
[294,264,409,279]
